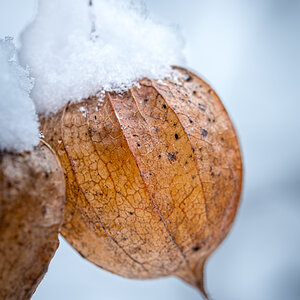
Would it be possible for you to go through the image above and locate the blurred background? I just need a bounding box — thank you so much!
[1,0,300,299]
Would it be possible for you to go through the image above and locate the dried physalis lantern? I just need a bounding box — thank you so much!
[41,67,242,298]
[0,141,65,300]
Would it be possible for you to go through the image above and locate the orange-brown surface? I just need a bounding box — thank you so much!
[41,67,242,298]
[0,142,65,300]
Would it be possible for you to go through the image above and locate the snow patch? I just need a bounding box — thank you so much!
[20,0,185,115]
[0,37,39,153]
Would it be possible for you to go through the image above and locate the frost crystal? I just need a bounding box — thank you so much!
[20,0,185,115]
[0,37,39,153]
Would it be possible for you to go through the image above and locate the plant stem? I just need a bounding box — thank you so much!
[88,0,97,40]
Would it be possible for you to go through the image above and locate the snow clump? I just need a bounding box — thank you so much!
[0,37,39,153]
[20,0,185,115]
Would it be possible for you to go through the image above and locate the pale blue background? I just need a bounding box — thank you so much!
[1,0,300,299]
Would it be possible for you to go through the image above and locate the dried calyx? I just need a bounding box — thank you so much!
[0,141,65,300]
[40,67,243,298]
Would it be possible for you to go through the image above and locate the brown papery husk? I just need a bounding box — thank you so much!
[0,141,65,300]
[40,67,243,299]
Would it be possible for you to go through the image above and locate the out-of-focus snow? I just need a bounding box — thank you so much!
[20,0,185,115]
[0,37,39,153]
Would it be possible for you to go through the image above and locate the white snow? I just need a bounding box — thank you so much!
[20,0,185,115]
[0,37,39,153]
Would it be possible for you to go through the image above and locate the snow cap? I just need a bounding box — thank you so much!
[0,37,39,153]
[20,0,185,114]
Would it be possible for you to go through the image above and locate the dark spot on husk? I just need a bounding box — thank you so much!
[201,128,208,138]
